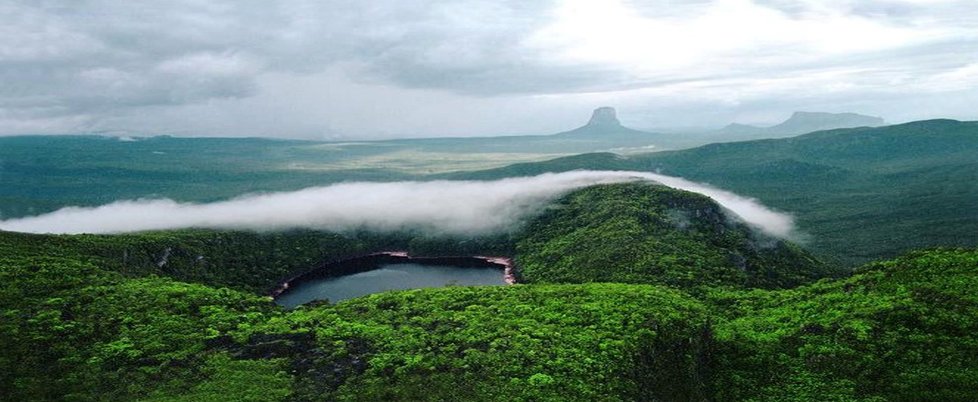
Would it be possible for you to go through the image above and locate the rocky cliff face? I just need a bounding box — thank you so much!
[554,106,657,141]
[586,107,622,127]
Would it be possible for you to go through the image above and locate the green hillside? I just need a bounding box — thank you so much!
[2,120,976,400]
[3,233,975,400]
[0,135,416,218]
[637,119,978,265]
[2,182,976,401]
[515,183,834,290]
[5,120,974,267]
[709,248,978,401]
[456,119,978,265]
[0,229,511,294]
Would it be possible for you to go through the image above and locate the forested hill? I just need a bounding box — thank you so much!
[515,183,834,290]
[451,119,978,265]
[2,222,976,399]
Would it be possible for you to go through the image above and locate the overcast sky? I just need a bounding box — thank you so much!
[2,0,977,139]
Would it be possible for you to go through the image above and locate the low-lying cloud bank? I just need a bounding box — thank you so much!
[0,171,795,238]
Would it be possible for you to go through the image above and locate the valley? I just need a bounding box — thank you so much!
[1,111,976,401]
[5,2,978,400]
[5,110,973,266]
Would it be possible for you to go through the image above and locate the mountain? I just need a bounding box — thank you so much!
[0,107,671,219]
[5,118,973,266]
[768,111,885,134]
[719,122,760,135]
[3,215,976,401]
[587,106,621,127]
[553,106,650,138]
[717,111,885,139]
[384,106,670,153]
[638,120,978,264]
[2,122,974,400]
[452,119,978,265]
[515,182,834,289]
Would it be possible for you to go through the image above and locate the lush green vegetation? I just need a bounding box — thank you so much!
[3,223,975,400]
[0,135,587,218]
[1,226,712,401]
[0,266,284,401]
[0,229,512,295]
[457,119,978,265]
[0,122,669,219]
[516,183,835,290]
[0,135,415,218]
[5,119,976,266]
[634,119,978,266]
[2,120,977,400]
[709,248,978,401]
[3,180,976,401]
[269,284,711,401]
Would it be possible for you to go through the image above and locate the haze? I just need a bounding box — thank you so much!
[0,171,797,238]
[2,0,977,139]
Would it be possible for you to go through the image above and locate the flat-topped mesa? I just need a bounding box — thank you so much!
[553,106,657,142]
[772,111,885,133]
[586,107,622,127]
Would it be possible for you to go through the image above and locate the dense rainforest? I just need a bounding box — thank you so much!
[2,183,976,401]
[451,119,978,266]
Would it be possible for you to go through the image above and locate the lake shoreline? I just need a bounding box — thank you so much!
[269,251,514,300]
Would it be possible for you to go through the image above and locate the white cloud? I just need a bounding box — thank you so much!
[156,52,262,76]
[526,0,945,78]
[0,170,797,238]
[0,0,976,137]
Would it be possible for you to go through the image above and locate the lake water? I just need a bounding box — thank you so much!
[275,262,506,308]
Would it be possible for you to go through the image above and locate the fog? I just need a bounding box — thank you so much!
[0,171,795,238]
[4,1,977,138]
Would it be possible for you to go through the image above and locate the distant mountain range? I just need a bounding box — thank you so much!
[719,111,886,138]
[450,119,978,266]
[382,108,887,154]
[5,108,887,156]
[381,106,667,154]
[1,115,974,265]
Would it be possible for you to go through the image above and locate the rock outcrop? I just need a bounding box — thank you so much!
[586,106,622,127]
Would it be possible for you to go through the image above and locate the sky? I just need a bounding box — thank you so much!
[2,0,977,139]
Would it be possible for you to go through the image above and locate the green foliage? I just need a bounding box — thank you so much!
[634,120,978,266]
[0,135,421,219]
[0,228,713,401]
[3,119,977,401]
[0,228,512,294]
[457,120,978,265]
[142,354,293,402]
[0,256,280,400]
[516,183,835,290]
[256,283,711,401]
[708,249,978,401]
[1,203,976,401]
[0,131,661,220]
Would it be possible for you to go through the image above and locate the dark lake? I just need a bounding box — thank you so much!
[274,256,508,308]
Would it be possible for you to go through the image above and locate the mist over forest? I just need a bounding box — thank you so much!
[2,2,977,401]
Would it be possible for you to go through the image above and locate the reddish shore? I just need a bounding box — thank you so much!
[270,251,516,298]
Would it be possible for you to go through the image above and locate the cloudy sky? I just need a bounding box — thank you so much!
[2,0,977,139]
